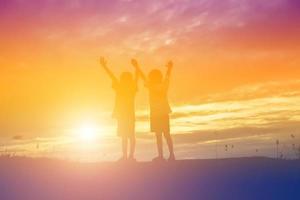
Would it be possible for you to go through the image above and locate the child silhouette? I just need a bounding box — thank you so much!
[131,59,175,161]
[100,57,138,162]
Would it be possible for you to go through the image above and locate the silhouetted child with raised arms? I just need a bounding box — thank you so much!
[131,59,175,161]
[100,57,138,162]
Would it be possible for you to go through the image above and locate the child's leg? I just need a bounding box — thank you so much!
[129,136,136,159]
[163,131,175,158]
[155,132,163,158]
[122,136,128,159]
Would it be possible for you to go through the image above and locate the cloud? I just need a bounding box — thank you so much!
[5,120,300,160]
[134,79,300,134]
[1,0,299,55]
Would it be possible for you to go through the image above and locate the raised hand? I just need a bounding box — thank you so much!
[166,60,173,69]
[99,56,107,67]
[131,58,139,68]
[165,60,173,81]
[99,56,117,82]
[131,58,147,82]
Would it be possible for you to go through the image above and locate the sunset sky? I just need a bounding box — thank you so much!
[0,0,300,161]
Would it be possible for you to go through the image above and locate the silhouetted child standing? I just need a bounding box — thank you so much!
[100,57,138,162]
[131,59,175,161]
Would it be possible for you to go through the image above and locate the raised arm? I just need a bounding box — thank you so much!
[99,57,118,82]
[165,60,173,82]
[134,64,139,85]
[131,59,147,82]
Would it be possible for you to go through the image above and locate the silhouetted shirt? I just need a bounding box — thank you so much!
[112,81,137,119]
[146,79,171,116]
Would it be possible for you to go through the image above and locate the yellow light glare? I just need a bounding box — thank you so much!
[78,123,98,142]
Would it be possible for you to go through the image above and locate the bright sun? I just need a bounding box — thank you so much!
[78,123,98,142]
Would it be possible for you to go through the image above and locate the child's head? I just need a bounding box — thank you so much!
[148,69,163,85]
[120,72,134,85]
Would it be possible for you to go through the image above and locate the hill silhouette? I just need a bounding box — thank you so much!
[0,157,299,200]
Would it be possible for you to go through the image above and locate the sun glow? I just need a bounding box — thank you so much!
[78,123,99,142]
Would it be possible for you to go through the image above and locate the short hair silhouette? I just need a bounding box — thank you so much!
[120,72,134,85]
[148,69,163,85]
[131,59,175,162]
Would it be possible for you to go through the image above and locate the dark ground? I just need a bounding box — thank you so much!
[0,157,299,200]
